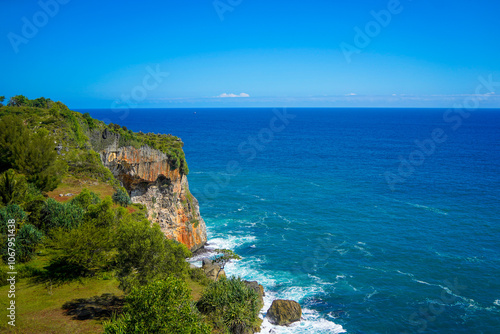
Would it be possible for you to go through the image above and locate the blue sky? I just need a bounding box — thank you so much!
[1,0,499,108]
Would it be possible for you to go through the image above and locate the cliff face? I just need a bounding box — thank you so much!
[92,130,207,251]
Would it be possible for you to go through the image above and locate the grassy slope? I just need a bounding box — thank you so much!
[0,278,122,334]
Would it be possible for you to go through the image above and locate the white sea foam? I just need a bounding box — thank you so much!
[494,299,500,306]
[257,289,346,334]
[198,234,346,333]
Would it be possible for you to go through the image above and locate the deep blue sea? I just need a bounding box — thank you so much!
[79,108,500,334]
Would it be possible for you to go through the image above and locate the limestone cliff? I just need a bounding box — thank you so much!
[91,129,207,251]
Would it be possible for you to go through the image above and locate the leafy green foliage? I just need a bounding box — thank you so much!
[0,96,4,107]
[114,218,191,292]
[104,277,211,334]
[39,198,84,232]
[196,277,260,333]
[30,97,54,109]
[0,169,28,206]
[83,196,114,228]
[83,112,97,130]
[48,221,114,277]
[7,224,44,263]
[0,115,65,191]
[112,188,132,207]
[66,150,116,184]
[7,95,29,107]
[0,205,42,263]
[70,188,102,210]
[0,204,27,226]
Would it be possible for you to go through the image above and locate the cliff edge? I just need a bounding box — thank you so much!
[92,129,207,251]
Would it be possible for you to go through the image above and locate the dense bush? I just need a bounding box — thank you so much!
[0,115,65,191]
[70,188,102,210]
[0,205,43,263]
[197,277,260,333]
[0,204,27,225]
[104,277,211,334]
[114,218,191,292]
[48,221,114,277]
[83,196,114,227]
[112,188,131,207]
[6,224,43,263]
[0,169,28,206]
[66,150,115,184]
[40,198,84,232]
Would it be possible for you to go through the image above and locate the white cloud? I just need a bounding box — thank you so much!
[217,93,250,98]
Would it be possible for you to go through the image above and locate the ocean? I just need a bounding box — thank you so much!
[80,108,500,333]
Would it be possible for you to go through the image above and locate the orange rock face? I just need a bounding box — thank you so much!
[99,145,207,251]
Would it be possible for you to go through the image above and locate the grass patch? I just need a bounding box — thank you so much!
[0,277,122,333]
[47,177,115,203]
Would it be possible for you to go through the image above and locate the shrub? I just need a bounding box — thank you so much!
[48,222,114,277]
[112,188,131,207]
[104,277,211,334]
[83,196,114,228]
[114,218,191,292]
[0,206,42,263]
[0,204,27,227]
[8,224,43,263]
[0,169,28,206]
[40,198,84,232]
[70,188,102,211]
[197,277,260,333]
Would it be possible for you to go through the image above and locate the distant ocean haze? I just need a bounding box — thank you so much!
[80,108,500,333]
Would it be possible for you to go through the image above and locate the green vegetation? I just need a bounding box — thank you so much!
[112,188,132,207]
[212,249,242,280]
[114,217,191,292]
[0,96,258,333]
[197,277,261,333]
[104,277,211,334]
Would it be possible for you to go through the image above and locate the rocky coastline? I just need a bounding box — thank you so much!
[93,128,303,332]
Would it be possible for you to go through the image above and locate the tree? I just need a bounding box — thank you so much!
[7,95,29,107]
[70,188,101,211]
[212,249,241,280]
[40,198,84,232]
[48,221,114,276]
[114,218,191,292]
[104,278,211,334]
[0,96,5,107]
[12,130,65,191]
[0,169,28,206]
[0,115,65,191]
[0,115,28,172]
[196,277,260,333]
[8,224,43,263]
[0,205,42,263]
[31,97,53,109]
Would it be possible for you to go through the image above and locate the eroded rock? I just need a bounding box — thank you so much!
[266,299,302,326]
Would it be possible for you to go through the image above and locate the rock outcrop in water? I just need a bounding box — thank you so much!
[266,300,302,326]
[91,130,207,251]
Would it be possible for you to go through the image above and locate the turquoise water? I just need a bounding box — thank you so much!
[82,108,500,333]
